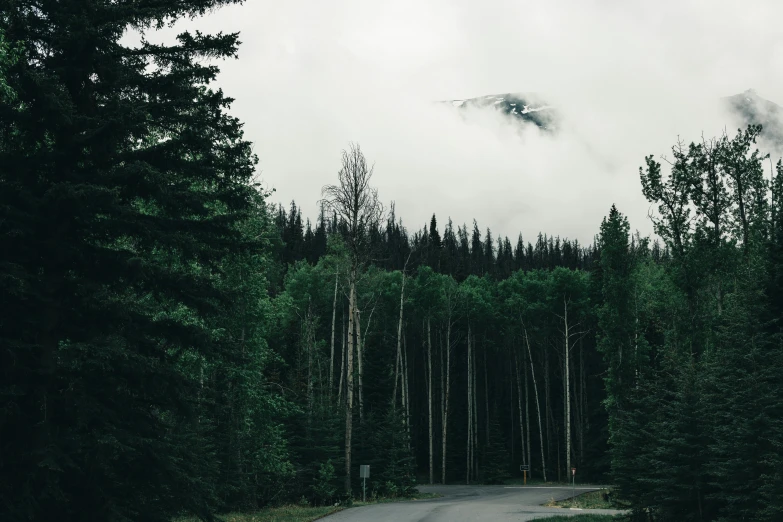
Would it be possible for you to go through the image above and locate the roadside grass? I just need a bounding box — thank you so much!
[545,489,615,509]
[175,491,441,522]
[536,515,622,522]
[351,491,441,506]
[503,477,602,487]
[503,477,565,486]
[176,505,343,522]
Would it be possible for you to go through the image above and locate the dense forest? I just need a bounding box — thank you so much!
[2,0,783,521]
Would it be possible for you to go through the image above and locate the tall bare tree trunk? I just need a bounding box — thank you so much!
[344,272,356,495]
[483,348,489,448]
[442,314,453,484]
[514,350,526,466]
[466,328,472,484]
[358,302,375,423]
[402,324,411,432]
[393,271,407,407]
[510,363,515,462]
[427,316,434,485]
[306,307,314,424]
[472,341,478,481]
[525,352,532,470]
[318,343,325,411]
[544,340,551,477]
[580,337,587,456]
[571,362,581,469]
[355,307,364,423]
[564,296,572,480]
[524,326,547,482]
[338,305,345,403]
[329,269,338,399]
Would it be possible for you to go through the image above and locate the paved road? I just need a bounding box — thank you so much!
[322,484,625,521]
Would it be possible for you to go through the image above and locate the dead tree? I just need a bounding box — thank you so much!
[321,142,383,496]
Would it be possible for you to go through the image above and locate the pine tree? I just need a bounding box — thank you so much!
[597,205,634,412]
[358,410,416,498]
[470,221,484,276]
[0,0,262,519]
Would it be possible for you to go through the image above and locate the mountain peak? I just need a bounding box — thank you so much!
[441,92,557,130]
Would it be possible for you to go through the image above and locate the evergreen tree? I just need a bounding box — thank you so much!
[0,0,265,519]
[470,221,484,276]
[596,205,635,413]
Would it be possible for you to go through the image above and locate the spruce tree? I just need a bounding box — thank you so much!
[597,205,634,412]
[482,411,512,485]
[0,0,259,519]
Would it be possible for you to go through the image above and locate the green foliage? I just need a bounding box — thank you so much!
[0,0,290,518]
[604,126,783,521]
[0,28,21,103]
[358,410,417,498]
[312,460,338,506]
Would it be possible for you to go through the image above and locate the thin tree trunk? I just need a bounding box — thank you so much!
[330,269,338,399]
[318,343,325,412]
[338,304,346,403]
[564,296,572,481]
[510,361,515,463]
[472,340,478,481]
[307,308,314,425]
[634,287,639,384]
[577,338,584,465]
[427,316,434,485]
[393,271,407,407]
[442,317,452,485]
[544,341,551,476]
[514,350,526,466]
[581,336,588,438]
[524,326,547,482]
[466,328,472,485]
[403,327,411,444]
[483,347,490,448]
[571,361,581,469]
[344,273,356,495]
[358,302,375,420]
[355,307,364,423]
[402,327,409,429]
[525,352,532,472]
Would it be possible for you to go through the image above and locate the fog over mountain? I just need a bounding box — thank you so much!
[442,93,558,131]
[126,0,783,243]
[447,89,783,150]
[722,89,783,152]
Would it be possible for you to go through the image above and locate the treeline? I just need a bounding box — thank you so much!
[601,126,783,521]
[272,199,668,284]
[2,0,783,519]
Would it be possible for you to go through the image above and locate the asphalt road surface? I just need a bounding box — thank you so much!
[322,484,625,522]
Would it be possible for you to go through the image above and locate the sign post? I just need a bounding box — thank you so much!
[519,465,529,485]
[360,465,370,502]
[571,467,576,500]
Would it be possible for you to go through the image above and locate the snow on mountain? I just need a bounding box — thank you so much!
[441,92,557,131]
[722,89,783,147]
[444,89,783,147]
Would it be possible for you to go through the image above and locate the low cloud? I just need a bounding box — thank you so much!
[130,0,783,242]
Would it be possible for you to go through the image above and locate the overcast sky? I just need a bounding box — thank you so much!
[141,0,783,243]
